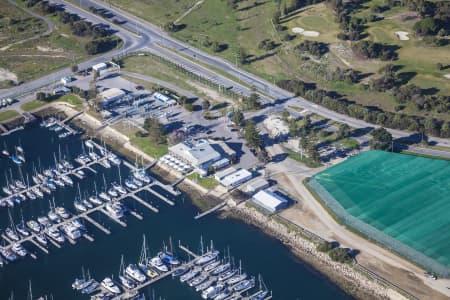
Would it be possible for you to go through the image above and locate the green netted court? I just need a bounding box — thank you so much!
[310,151,450,276]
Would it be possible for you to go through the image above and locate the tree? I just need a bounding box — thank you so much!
[237,47,248,65]
[337,123,351,139]
[93,70,100,81]
[202,100,210,111]
[71,64,78,73]
[143,117,166,144]
[36,92,46,101]
[244,119,263,148]
[231,109,245,127]
[329,247,352,264]
[370,127,392,150]
[413,18,439,35]
[281,110,290,121]
[307,143,321,163]
[436,63,444,71]
[242,93,261,110]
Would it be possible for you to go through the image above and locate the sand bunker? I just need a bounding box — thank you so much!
[0,68,17,83]
[444,74,450,79]
[37,46,63,52]
[395,31,410,41]
[292,27,320,37]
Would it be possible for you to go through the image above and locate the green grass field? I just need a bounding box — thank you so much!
[187,172,219,189]
[0,110,20,122]
[21,94,84,112]
[312,151,450,275]
[130,136,168,159]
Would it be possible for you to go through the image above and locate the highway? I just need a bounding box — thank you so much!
[2,0,450,150]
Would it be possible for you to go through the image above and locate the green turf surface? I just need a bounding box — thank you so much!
[313,151,450,267]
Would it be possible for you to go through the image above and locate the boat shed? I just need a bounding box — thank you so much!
[245,178,270,194]
[220,169,252,188]
[252,189,288,214]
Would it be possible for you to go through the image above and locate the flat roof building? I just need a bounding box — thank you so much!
[245,178,270,194]
[100,88,126,107]
[252,189,288,214]
[214,167,237,181]
[220,169,252,188]
[92,62,107,73]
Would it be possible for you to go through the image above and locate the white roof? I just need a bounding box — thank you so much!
[100,88,125,101]
[214,167,237,180]
[220,169,252,187]
[92,62,107,70]
[169,139,221,167]
[246,178,269,191]
[253,189,288,210]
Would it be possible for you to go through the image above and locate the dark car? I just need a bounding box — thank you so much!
[135,85,145,90]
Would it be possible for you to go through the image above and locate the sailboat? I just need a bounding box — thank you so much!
[159,237,181,266]
[249,275,270,300]
[2,142,10,157]
[138,234,159,278]
[119,255,136,289]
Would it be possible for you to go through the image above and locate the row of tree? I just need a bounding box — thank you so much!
[276,78,450,138]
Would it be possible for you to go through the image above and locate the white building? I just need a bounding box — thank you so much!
[92,62,108,73]
[214,167,237,181]
[220,169,252,188]
[245,178,270,194]
[60,76,73,85]
[99,88,126,107]
[169,139,222,176]
[152,92,176,105]
[252,189,288,214]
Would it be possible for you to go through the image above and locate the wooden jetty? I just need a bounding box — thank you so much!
[194,202,227,220]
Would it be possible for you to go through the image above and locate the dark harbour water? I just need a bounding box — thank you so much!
[0,124,353,300]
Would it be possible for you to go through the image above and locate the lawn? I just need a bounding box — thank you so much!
[21,94,84,112]
[0,110,20,122]
[130,136,168,159]
[187,172,219,189]
[284,147,322,168]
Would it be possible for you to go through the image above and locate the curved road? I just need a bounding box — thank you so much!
[2,0,450,150]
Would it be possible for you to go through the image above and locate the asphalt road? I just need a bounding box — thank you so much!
[2,0,450,151]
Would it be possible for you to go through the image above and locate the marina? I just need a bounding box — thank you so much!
[0,123,352,299]
[72,239,273,300]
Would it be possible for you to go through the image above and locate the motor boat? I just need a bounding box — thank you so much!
[125,264,147,283]
[45,227,65,243]
[35,233,48,246]
[201,283,225,299]
[26,220,42,233]
[107,153,122,165]
[172,266,189,277]
[12,243,27,257]
[48,210,62,223]
[82,199,94,209]
[99,192,111,202]
[11,155,23,165]
[159,251,181,266]
[61,224,82,240]
[81,281,99,295]
[74,200,87,212]
[5,227,20,241]
[61,175,73,186]
[149,256,168,273]
[111,182,127,195]
[71,218,86,231]
[119,275,136,289]
[56,207,71,218]
[139,263,159,278]
[15,180,26,190]
[0,247,17,262]
[16,222,30,237]
[105,202,125,219]
[37,216,52,228]
[124,179,137,190]
[88,195,102,206]
[101,277,121,294]
[107,188,119,198]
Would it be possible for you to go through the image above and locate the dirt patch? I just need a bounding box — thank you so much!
[292,27,320,37]
[37,45,64,52]
[0,67,17,83]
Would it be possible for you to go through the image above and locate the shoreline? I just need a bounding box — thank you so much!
[39,104,409,299]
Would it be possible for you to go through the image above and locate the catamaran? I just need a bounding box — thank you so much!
[61,224,82,240]
[16,222,30,237]
[99,191,111,202]
[89,195,103,206]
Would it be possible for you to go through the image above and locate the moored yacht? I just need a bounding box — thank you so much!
[172,266,189,277]
[16,222,30,237]
[61,224,82,240]
[48,210,62,223]
[99,192,111,202]
[124,179,137,190]
[107,188,119,198]
[35,233,47,246]
[12,243,27,257]
[61,175,73,186]
[125,264,147,283]
[5,227,20,241]
[188,273,208,287]
[211,263,231,276]
[195,279,215,292]
[159,250,181,266]
[203,260,220,272]
[218,269,237,282]
[149,256,168,273]
[32,187,44,198]
[233,277,255,292]
[214,288,233,300]
[180,267,201,283]
[201,283,225,299]
[37,216,52,228]
[226,273,247,286]
[101,277,121,294]
[0,247,17,262]
[74,200,87,212]
[56,207,71,219]
[82,199,94,209]
[250,290,269,300]
[26,220,42,233]
[105,202,125,219]
[45,227,65,243]
[195,250,219,266]
[119,275,136,289]
[112,182,127,195]
[89,195,103,206]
